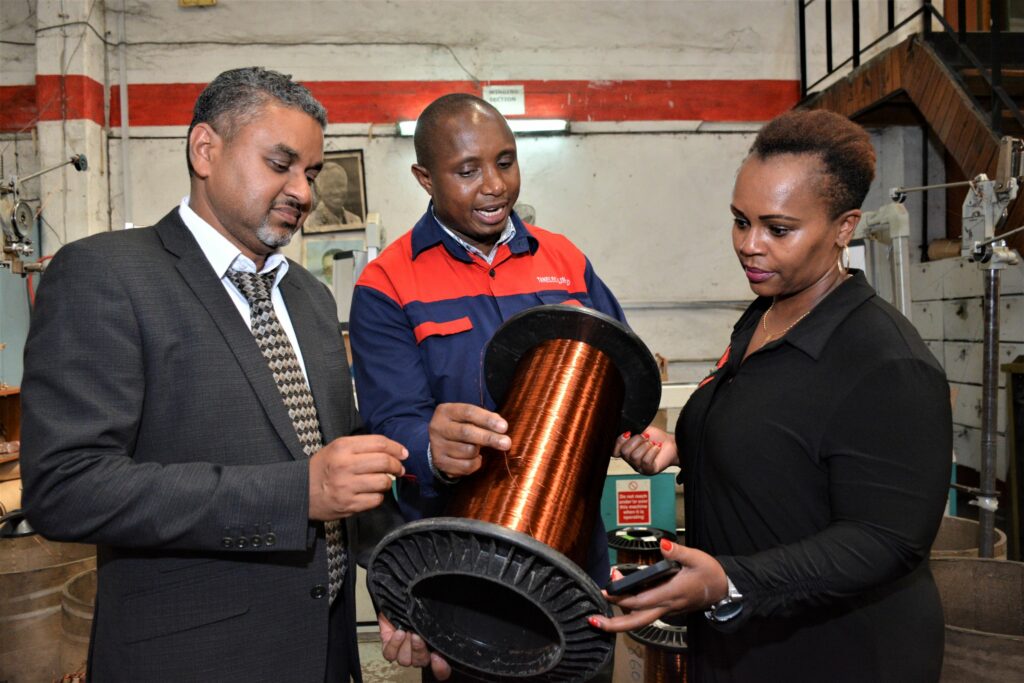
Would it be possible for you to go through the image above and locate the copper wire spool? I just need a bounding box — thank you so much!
[368,305,661,682]
[446,337,624,565]
[607,526,677,566]
[628,617,688,683]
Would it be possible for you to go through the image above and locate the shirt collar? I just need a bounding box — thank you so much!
[178,197,288,285]
[432,206,516,265]
[411,203,538,261]
[734,270,875,361]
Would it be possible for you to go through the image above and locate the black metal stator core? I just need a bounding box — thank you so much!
[628,615,688,681]
[628,615,688,652]
[368,305,662,681]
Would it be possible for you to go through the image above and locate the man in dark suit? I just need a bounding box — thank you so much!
[20,67,408,682]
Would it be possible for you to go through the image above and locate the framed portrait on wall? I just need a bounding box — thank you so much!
[303,150,367,234]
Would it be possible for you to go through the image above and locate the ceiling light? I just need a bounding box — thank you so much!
[397,119,569,136]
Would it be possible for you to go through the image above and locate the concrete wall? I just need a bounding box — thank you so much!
[2,0,814,388]
[3,1,958,396]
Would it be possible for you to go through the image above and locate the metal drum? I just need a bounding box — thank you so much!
[0,512,95,683]
[932,557,1024,682]
[931,514,1007,559]
[60,568,97,677]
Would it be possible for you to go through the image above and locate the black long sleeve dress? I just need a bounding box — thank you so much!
[679,271,952,682]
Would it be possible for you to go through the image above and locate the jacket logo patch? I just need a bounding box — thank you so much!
[537,275,571,287]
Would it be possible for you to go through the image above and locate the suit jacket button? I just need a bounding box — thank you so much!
[237,537,248,549]
[222,537,234,548]
[250,535,262,547]
[265,533,276,546]
[311,584,327,599]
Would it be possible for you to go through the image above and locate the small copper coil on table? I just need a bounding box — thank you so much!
[628,616,688,683]
[607,526,677,566]
[368,305,661,682]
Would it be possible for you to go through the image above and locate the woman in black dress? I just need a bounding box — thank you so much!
[589,109,951,682]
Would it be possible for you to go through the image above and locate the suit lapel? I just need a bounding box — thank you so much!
[281,273,340,444]
[155,213,308,461]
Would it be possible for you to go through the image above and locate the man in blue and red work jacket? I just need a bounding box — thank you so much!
[349,93,626,676]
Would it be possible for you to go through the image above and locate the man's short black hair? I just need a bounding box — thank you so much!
[186,67,327,177]
[413,93,509,170]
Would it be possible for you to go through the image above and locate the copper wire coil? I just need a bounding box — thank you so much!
[446,337,624,566]
[644,648,687,683]
[630,618,688,683]
[609,526,678,566]
[616,549,653,565]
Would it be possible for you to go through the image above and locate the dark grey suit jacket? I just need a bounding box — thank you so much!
[21,210,364,682]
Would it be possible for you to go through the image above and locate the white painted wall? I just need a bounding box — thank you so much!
[82,0,805,382]
[2,0,801,388]
[106,0,797,83]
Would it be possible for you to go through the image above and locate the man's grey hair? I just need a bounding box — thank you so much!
[186,67,328,176]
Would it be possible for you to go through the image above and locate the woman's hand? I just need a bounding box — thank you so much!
[378,613,452,680]
[587,540,729,633]
[613,426,679,474]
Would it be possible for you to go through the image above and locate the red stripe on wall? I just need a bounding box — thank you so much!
[0,85,37,132]
[1,76,106,132]
[109,82,206,128]
[6,78,799,131]
[36,75,105,126]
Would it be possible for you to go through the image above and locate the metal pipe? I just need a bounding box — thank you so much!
[892,179,976,196]
[957,0,966,43]
[992,0,1004,136]
[119,0,133,228]
[921,126,930,261]
[891,235,913,319]
[887,0,895,32]
[617,300,750,312]
[852,0,860,67]
[980,267,1000,558]
[825,0,833,73]
[799,0,808,97]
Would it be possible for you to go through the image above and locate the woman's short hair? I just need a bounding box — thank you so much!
[750,109,876,219]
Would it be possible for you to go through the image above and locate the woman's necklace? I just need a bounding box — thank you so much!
[761,303,810,343]
[761,267,849,343]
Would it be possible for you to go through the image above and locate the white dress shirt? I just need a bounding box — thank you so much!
[178,198,310,381]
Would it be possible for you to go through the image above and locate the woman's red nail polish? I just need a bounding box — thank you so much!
[660,538,673,552]
[653,441,662,448]
[642,432,651,440]
[621,431,631,439]
[587,616,601,628]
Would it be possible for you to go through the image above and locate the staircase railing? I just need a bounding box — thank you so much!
[799,0,1024,135]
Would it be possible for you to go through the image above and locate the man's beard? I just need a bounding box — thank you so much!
[256,216,297,250]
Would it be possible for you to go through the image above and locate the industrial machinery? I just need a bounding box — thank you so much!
[890,136,1024,558]
[0,154,88,275]
[332,211,384,325]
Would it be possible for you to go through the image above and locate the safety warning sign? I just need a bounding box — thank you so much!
[615,478,651,525]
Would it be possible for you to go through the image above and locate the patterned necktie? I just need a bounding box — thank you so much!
[227,267,346,603]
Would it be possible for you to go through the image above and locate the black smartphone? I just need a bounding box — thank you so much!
[606,559,681,596]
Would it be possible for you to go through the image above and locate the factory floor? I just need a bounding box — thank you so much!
[357,630,422,683]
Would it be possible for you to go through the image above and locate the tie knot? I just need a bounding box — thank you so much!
[227,268,277,305]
